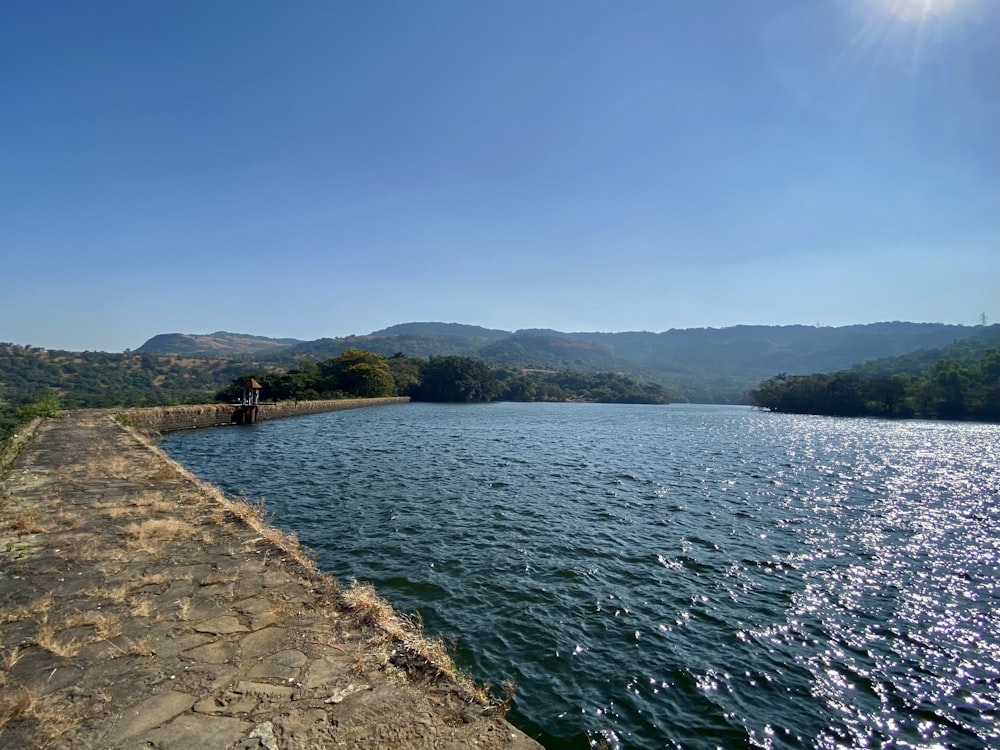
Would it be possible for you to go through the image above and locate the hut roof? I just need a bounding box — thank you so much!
[245,378,262,389]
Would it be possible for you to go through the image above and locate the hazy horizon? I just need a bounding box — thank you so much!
[4,317,995,355]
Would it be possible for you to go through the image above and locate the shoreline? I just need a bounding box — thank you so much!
[0,408,540,748]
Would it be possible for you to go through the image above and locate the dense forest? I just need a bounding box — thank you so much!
[748,348,999,422]
[214,350,669,406]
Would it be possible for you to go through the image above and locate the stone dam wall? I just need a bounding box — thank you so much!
[116,397,409,433]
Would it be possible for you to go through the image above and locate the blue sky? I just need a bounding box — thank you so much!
[2,0,997,352]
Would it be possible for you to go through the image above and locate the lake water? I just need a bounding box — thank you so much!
[160,403,1000,749]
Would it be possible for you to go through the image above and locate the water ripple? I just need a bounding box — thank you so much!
[162,403,1000,749]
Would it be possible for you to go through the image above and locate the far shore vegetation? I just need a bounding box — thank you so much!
[3,330,998,454]
[0,345,668,450]
[748,348,999,422]
[213,349,670,406]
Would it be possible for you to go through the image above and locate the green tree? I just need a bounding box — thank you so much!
[922,360,969,420]
[384,354,423,397]
[414,356,499,402]
[319,349,395,398]
[15,392,62,420]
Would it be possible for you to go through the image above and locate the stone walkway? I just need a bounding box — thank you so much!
[0,411,541,749]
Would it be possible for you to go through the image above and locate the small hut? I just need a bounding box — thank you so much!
[233,378,262,424]
[241,378,262,406]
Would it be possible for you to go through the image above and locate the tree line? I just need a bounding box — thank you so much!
[215,350,669,405]
[747,349,999,422]
[0,343,257,408]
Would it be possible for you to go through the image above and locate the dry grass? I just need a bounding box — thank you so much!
[123,518,195,555]
[96,503,135,519]
[62,611,123,640]
[177,491,205,506]
[340,581,490,704]
[150,594,192,624]
[135,571,173,587]
[0,646,23,687]
[126,636,155,657]
[93,553,127,574]
[1,594,55,625]
[201,569,237,586]
[77,452,132,480]
[341,583,408,639]
[149,499,176,513]
[0,504,47,534]
[0,686,32,733]
[130,598,155,618]
[51,510,82,530]
[224,496,315,569]
[86,584,130,604]
[351,651,368,675]
[147,465,182,480]
[0,686,82,744]
[34,621,83,658]
[115,425,300,563]
[127,490,166,508]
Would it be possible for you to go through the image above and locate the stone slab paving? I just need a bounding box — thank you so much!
[0,411,541,749]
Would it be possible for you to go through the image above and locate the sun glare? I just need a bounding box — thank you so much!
[845,0,987,72]
[878,0,959,23]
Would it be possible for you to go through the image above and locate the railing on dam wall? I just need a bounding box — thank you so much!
[116,397,410,434]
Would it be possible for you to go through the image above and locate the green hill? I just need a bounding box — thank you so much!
[132,322,999,404]
[136,331,303,357]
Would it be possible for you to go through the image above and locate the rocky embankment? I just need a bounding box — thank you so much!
[0,410,541,749]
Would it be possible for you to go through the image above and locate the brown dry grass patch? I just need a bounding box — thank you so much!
[135,571,173,587]
[85,584,130,604]
[223,497,315,569]
[35,621,83,658]
[77,452,132,480]
[201,569,237,586]
[340,582,490,704]
[125,636,155,657]
[0,646,23,686]
[62,611,123,640]
[0,686,83,743]
[149,499,177,513]
[130,598,155,618]
[0,505,47,535]
[50,510,82,530]
[1,595,55,625]
[127,489,167,508]
[97,503,135,519]
[93,552,127,574]
[0,685,32,732]
[123,518,195,554]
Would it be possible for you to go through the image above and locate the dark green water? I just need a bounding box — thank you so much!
[161,403,1000,749]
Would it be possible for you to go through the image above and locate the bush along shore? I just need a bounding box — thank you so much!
[747,349,999,422]
[0,409,539,749]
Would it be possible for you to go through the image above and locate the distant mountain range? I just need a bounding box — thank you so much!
[136,322,1000,403]
[136,331,305,357]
